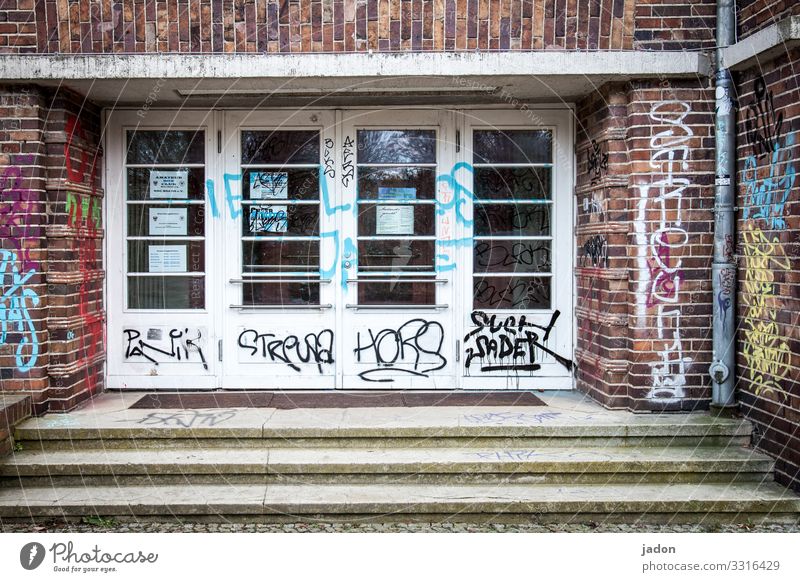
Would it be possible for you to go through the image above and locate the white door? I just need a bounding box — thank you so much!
[106,110,219,389]
[459,109,574,389]
[221,110,337,388]
[338,110,458,388]
[106,107,573,390]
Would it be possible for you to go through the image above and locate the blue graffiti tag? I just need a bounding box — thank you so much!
[742,133,796,230]
[435,161,475,227]
[0,250,40,372]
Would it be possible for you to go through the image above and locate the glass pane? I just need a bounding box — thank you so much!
[473,276,551,310]
[473,167,551,200]
[358,204,434,236]
[241,130,319,164]
[126,167,205,201]
[242,168,319,201]
[358,239,435,269]
[357,167,436,200]
[242,240,319,272]
[473,130,551,164]
[126,130,205,164]
[128,276,205,309]
[127,240,205,273]
[127,204,205,237]
[473,240,551,273]
[474,203,551,236]
[243,204,319,237]
[243,282,320,306]
[358,280,436,305]
[357,130,436,164]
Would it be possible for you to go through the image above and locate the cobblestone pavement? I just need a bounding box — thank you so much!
[2,521,798,533]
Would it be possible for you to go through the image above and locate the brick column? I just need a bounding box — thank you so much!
[625,80,714,411]
[0,85,49,409]
[43,91,105,412]
[575,83,632,408]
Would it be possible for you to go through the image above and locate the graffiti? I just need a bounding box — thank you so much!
[474,241,551,271]
[237,328,334,373]
[473,277,550,310]
[579,235,608,268]
[463,310,572,373]
[354,319,447,381]
[744,76,784,159]
[587,139,609,184]
[0,159,40,272]
[473,449,613,461]
[0,250,40,372]
[436,161,474,227]
[582,191,605,216]
[717,268,735,333]
[742,133,795,231]
[65,191,101,230]
[635,101,694,401]
[248,205,288,233]
[341,135,355,187]
[136,409,238,428]
[123,327,208,370]
[741,225,791,401]
[461,411,562,425]
[323,137,335,178]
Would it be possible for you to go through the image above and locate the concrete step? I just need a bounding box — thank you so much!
[0,481,797,524]
[14,407,753,449]
[0,446,775,486]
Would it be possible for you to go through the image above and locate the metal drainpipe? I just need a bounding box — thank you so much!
[710,0,737,410]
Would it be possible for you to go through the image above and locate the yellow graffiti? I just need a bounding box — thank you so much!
[741,224,791,401]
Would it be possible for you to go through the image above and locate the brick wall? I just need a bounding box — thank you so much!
[0,85,48,409]
[575,79,714,412]
[0,85,104,414]
[738,0,800,39]
[2,0,640,53]
[633,0,715,50]
[736,46,800,491]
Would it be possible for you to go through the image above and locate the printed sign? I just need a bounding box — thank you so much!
[249,205,288,233]
[150,170,189,199]
[148,245,187,272]
[376,205,414,235]
[149,208,187,236]
[378,187,416,200]
[251,172,288,199]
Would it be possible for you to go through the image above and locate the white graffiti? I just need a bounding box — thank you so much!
[636,101,694,401]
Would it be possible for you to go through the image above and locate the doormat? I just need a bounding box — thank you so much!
[129,391,546,409]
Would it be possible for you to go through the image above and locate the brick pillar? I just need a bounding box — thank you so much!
[0,85,49,409]
[575,84,632,408]
[43,91,105,412]
[625,80,714,411]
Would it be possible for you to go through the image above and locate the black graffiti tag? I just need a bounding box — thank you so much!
[580,234,608,267]
[354,319,447,382]
[463,310,573,373]
[587,139,609,184]
[745,76,784,158]
[237,329,334,373]
[124,328,208,370]
[342,135,355,187]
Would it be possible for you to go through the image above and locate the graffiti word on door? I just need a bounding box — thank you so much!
[354,319,447,382]
[123,327,208,370]
[237,328,334,373]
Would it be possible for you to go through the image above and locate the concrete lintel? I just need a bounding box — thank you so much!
[0,50,711,81]
[720,15,800,71]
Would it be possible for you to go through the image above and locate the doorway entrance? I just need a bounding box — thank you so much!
[106,107,573,390]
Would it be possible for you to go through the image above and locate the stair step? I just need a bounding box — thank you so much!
[15,409,753,449]
[0,482,797,523]
[0,446,775,486]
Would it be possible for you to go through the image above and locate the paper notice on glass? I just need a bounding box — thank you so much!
[149,245,187,273]
[376,205,414,235]
[250,171,288,199]
[378,187,416,200]
[150,170,189,199]
[149,208,188,236]
[249,205,288,233]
